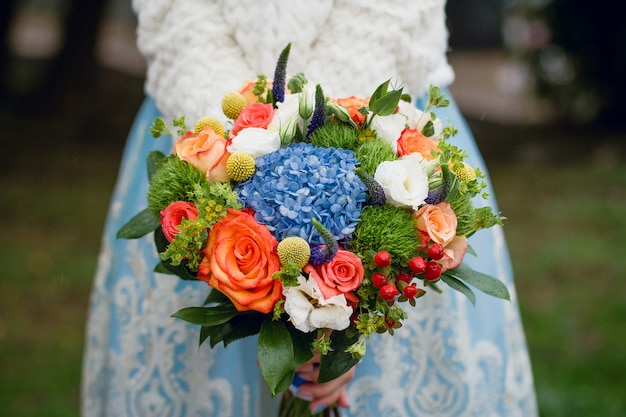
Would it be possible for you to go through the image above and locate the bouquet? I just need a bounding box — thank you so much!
[118,44,509,416]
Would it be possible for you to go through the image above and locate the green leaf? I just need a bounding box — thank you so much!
[154,262,174,275]
[147,150,167,181]
[370,89,403,116]
[116,208,160,239]
[203,289,229,305]
[286,324,315,367]
[318,331,361,383]
[368,80,390,108]
[441,273,476,305]
[172,304,238,327]
[448,263,511,301]
[213,312,265,348]
[258,317,295,395]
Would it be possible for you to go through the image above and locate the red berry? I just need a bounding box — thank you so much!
[428,243,445,260]
[403,284,418,298]
[372,272,388,288]
[408,256,427,274]
[424,261,442,281]
[373,250,391,267]
[379,284,398,301]
[396,272,412,284]
[384,316,396,328]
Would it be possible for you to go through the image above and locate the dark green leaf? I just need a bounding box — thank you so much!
[422,120,435,137]
[216,312,265,348]
[441,273,476,305]
[116,208,160,239]
[154,262,174,275]
[147,150,167,181]
[203,289,229,305]
[369,80,390,108]
[286,324,315,367]
[318,331,361,383]
[258,317,295,395]
[449,263,511,300]
[370,89,402,116]
[172,304,238,326]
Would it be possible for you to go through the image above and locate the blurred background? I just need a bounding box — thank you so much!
[0,0,624,416]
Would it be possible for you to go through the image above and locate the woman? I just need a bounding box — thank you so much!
[81,1,538,416]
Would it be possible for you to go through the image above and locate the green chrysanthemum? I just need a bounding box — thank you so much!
[354,137,398,177]
[147,156,207,216]
[277,236,311,268]
[309,119,360,151]
[449,192,477,236]
[349,205,419,264]
[226,151,256,182]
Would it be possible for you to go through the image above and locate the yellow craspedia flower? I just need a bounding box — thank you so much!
[194,117,225,137]
[222,92,247,120]
[277,237,311,268]
[454,163,477,182]
[226,151,256,182]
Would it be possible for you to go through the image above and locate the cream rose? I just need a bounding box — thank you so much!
[174,128,230,182]
[414,202,458,246]
[283,275,353,333]
[374,153,429,210]
[267,87,316,140]
[226,127,280,158]
[439,236,468,272]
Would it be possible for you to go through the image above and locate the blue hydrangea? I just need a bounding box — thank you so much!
[236,143,368,245]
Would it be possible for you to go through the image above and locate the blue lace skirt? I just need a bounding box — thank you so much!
[81,92,538,417]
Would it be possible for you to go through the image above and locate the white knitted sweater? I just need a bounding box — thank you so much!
[132,0,454,123]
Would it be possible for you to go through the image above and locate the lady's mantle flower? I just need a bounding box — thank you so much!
[283,275,353,333]
[236,143,367,245]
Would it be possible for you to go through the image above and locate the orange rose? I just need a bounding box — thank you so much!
[160,201,199,242]
[237,79,273,105]
[414,202,457,246]
[198,209,282,313]
[174,128,230,182]
[304,249,364,301]
[397,128,440,159]
[439,236,468,272]
[333,96,369,127]
[231,102,275,136]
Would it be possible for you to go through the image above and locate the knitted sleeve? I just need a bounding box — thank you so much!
[133,0,454,122]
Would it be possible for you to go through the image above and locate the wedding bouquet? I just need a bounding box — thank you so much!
[118,44,509,416]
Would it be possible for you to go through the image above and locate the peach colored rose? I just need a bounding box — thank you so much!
[304,249,364,300]
[174,128,230,182]
[438,236,468,272]
[231,102,275,136]
[237,79,273,105]
[414,202,458,246]
[397,128,440,159]
[198,209,282,313]
[333,96,369,127]
[160,201,199,242]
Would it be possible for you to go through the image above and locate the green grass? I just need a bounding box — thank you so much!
[1,75,625,415]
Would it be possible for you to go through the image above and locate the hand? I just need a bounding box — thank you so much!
[291,353,356,414]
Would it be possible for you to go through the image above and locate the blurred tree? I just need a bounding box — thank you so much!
[504,0,626,128]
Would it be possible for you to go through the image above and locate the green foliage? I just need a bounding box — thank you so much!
[287,72,307,93]
[318,331,362,383]
[272,260,302,287]
[258,317,295,395]
[354,137,398,176]
[349,205,419,264]
[448,192,477,236]
[149,116,187,138]
[447,263,510,301]
[367,80,403,117]
[309,119,360,151]
[146,156,207,215]
[253,75,271,104]
[116,208,160,239]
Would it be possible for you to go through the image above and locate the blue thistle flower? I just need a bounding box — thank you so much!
[272,43,291,105]
[309,218,339,265]
[306,84,326,141]
[236,143,368,246]
[425,164,455,204]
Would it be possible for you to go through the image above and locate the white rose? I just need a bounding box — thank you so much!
[227,127,281,158]
[374,153,430,210]
[283,275,352,333]
[398,101,444,141]
[369,113,407,152]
